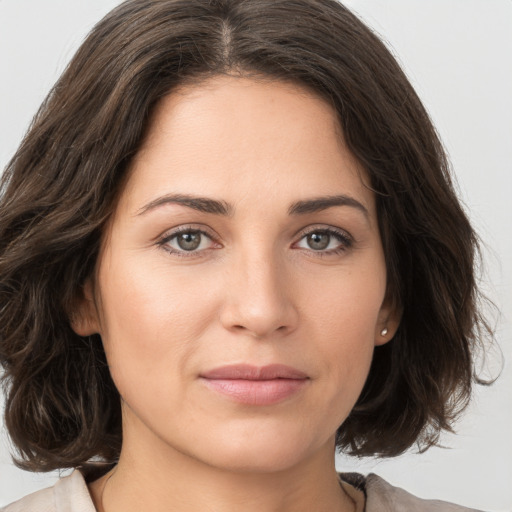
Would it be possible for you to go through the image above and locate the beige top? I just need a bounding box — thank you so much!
[0,470,484,512]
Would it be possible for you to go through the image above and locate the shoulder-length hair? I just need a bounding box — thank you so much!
[0,0,491,471]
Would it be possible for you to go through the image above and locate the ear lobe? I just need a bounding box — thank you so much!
[374,298,402,346]
[69,278,101,336]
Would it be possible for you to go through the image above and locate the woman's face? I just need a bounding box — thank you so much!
[75,75,397,473]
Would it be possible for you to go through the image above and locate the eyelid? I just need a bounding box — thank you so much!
[294,224,353,242]
[157,224,221,257]
[297,222,349,234]
[157,223,218,241]
[292,224,354,254]
[156,223,353,258]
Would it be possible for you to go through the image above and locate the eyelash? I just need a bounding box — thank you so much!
[295,227,353,257]
[157,226,217,259]
[157,225,353,259]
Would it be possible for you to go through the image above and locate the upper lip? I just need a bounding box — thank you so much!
[200,364,308,380]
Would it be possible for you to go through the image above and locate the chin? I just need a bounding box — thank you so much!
[185,424,327,474]
[204,446,309,474]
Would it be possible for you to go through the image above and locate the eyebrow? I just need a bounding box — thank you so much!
[137,194,233,216]
[137,193,368,219]
[288,195,369,218]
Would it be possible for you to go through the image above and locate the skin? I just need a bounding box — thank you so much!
[73,75,400,512]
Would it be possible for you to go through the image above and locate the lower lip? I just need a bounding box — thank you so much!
[200,378,308,405]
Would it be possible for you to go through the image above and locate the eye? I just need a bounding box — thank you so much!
[158,227,217,256]
[295,228,352,254]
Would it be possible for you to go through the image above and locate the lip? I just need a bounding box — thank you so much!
[199,364,309,405]
[200,364,308,380]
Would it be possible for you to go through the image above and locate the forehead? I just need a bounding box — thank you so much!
[120,75,374,217]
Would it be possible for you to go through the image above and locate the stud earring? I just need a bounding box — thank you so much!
[380,327,388,337]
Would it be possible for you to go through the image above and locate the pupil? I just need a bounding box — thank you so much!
[177,232,201,251]
[308,232,330,250]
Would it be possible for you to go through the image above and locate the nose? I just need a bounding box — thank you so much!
[219,250,299,339]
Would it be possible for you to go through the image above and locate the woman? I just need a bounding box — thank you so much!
[0,0,496,510]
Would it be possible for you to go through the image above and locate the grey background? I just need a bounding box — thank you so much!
[0,1,511,510]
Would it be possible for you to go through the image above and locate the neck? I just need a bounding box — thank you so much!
[89,429,354,512]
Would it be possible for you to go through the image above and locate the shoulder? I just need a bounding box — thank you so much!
[339,472,485,512]
[0,470,96,512]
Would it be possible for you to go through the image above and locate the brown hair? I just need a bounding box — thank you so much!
[0,0,492,471]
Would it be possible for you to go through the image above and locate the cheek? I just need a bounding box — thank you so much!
[306,263,386,396]
[95,252,218,391]
[95,239,386,423]
[310,263,386,343]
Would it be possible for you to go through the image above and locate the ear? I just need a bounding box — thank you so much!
[69,278,101,336]
[374,295,402,346]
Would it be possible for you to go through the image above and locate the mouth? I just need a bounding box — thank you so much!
[199,364,309,406]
